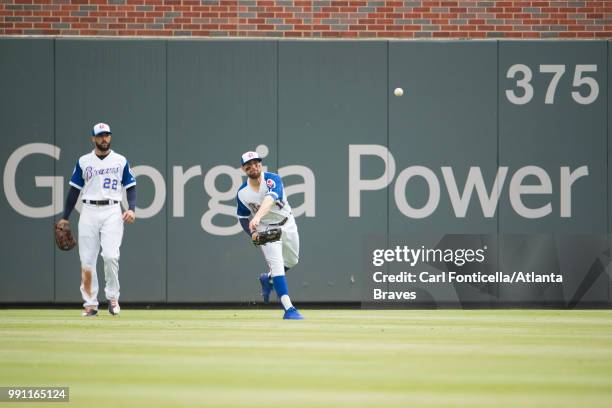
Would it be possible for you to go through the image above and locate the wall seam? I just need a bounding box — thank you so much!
[496,40,500,302]
[52,38,56,303]
[386,40,390,294]
[607,40,610,306]
[165,39,168,303]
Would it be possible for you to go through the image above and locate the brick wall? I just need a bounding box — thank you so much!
[0,1,610,39]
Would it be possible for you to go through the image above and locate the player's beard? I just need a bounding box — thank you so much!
[96,141,111,152]
[247,169,261,180]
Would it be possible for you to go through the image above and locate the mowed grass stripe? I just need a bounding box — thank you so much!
[1,310,611,408]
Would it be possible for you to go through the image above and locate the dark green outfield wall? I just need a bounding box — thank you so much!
[1,39,610,307]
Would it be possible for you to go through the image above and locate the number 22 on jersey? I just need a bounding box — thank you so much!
[102,178,118,190]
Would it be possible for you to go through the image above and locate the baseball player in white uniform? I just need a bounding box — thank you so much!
[236,151,303,320]
[57,123,136,317]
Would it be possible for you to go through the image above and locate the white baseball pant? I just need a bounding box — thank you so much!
[78,203,123,308]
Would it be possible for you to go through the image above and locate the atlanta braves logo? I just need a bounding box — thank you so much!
[266,179,276,189]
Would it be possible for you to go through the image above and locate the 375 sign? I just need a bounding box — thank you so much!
[505,64,600,105]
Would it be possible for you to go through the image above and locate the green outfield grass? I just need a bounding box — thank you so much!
[1,309,612,408]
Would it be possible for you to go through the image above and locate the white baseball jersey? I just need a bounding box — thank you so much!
[69,150,136,201]
[236,172,292,225]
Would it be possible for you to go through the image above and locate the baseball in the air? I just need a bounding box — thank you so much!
[394,87,404,97]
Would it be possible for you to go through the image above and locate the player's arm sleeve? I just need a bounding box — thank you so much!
[264,174,284,201]
[239,218,251,236]
[236,196,252,236]
[121,161,136,188]
[62,186,80,220]
[69,159,85,190]
[126,185,136,211]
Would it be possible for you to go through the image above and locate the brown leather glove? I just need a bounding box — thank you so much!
[54,220,76,251]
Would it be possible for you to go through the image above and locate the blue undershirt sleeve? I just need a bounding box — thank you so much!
[62,186,80,220]
[126,186,136,211]
[239,218,251,237]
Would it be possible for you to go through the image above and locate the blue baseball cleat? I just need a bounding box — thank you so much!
[283,307,304,320]
[259,273,273,303]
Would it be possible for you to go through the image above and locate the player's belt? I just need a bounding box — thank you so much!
[269,217,288,227]
[82,199,120,206]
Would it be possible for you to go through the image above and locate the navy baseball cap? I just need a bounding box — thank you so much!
[241,151,262,166]
[92,123,112,136]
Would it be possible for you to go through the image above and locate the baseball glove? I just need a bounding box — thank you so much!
[54,221,76,251]
[252,228,282,246]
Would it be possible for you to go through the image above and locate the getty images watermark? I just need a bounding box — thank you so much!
[367,244,563,302]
